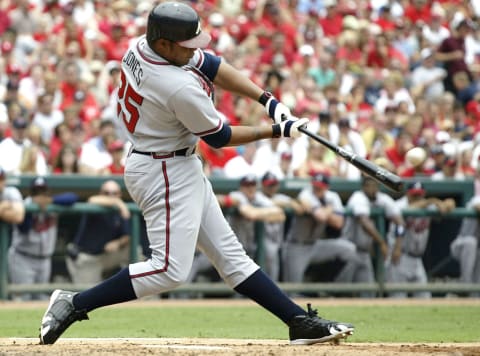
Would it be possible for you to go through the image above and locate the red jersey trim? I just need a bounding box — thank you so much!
[194,119,223,136]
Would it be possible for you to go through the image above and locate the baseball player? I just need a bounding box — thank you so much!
[228,174,286,281]
[283,172,358,284]
[386,182,455,298]
[450,193,480,295]
[39,2,353,346]
[8,176,78,300]
[342,175,406,297]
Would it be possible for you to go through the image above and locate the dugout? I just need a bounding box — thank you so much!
[0,175,477,299]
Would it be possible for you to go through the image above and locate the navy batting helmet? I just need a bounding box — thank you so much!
[146,2,211,49]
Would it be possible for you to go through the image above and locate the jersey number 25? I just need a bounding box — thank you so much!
[117,70,144,133]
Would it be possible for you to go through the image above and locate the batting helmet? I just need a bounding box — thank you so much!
[146,2,211,49]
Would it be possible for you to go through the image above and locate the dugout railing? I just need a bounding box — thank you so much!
[0,176,480,300]
[1,203,480,300]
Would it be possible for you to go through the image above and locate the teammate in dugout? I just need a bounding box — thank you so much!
[283,172,359,284]
[385,181,455,299]
[8,176,78,301]
[342,175,406,297]
[228,173,286,281]
[39,2,354,346]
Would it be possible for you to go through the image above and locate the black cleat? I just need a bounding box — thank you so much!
[288,303,354,345]
[39,290,89,345]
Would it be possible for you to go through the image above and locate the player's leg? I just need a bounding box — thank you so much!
[352,251,376,298]
[7,249,36,301]
[66,252,103,284]
[385,254,408,298]
[283,242,312,282]
[39,156,204,344]
[196,180,354,344]
[451,236,477,283]
[412,258,431,299]
[263,238,281,281]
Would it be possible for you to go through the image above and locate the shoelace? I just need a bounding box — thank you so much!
[306,303,320,318]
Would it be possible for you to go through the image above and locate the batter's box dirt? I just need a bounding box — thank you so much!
[1,338,480,356]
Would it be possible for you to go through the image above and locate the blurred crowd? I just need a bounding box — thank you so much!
[1,0,480,180]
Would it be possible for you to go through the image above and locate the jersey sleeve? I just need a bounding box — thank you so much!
[189,50,221,82]
[348,192,370,216]
[169,82,224,137]
[380,193,401,217]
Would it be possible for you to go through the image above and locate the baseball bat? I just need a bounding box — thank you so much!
[298,126,404,192]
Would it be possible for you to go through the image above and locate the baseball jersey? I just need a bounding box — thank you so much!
[228,190,284,252]
[0,186,22,203]
[456,195,480,240]
[343,190,400,251]
[287,187,344,244]
[118,35,223,152]
[393,196,432,256]
[11,196,58,258]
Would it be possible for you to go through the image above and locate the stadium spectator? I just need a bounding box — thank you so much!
[106,139,126,175]
[410,48,447,101]
[32,93,64,146]
[78,119,116,175]
[436,18,473,95]
[52,144,80,174]
[0,167,24,226]
[0,117,48,175]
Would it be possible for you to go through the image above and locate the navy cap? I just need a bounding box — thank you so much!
[240,174,257,186]
[407,181,425,195]
[261,172,279,186]
[30,176,48,193]
[311,172,330,188]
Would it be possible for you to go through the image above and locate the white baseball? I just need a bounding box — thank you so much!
[406,147,426,167]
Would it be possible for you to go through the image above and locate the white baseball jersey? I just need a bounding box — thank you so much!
[287,187,344,244]
[392,196,432,256]
[343,190,400,251]
[118,35,223,152]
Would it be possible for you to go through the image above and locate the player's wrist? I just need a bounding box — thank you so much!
[272,123,281,138]
[258,91,273,106]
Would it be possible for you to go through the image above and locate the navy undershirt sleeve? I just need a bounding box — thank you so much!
[199,51,221,82]
[201,124,232,148]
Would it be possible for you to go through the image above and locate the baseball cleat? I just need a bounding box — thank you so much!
[39,289,89,345]
[288,303,354,345]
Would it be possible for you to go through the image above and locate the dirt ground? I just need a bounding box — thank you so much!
[1,298,479,356]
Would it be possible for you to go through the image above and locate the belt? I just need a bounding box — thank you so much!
[15,249,49,259]
[132,147,195,159]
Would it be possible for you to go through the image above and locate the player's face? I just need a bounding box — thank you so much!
[162,41,196,66]
[363,180,379,201]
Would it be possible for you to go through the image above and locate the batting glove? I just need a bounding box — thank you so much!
[258,91,291,124]
[272,117,309,138]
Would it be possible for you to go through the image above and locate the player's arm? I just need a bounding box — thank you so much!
[213,58,290,123]
[0,200,25,224]
[87,195,131,219]
[238,204,286,223]
[358,215,388,256]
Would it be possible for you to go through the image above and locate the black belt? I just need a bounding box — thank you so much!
[132,147,195,159]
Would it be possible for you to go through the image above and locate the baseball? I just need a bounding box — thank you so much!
[406,147,426,167]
